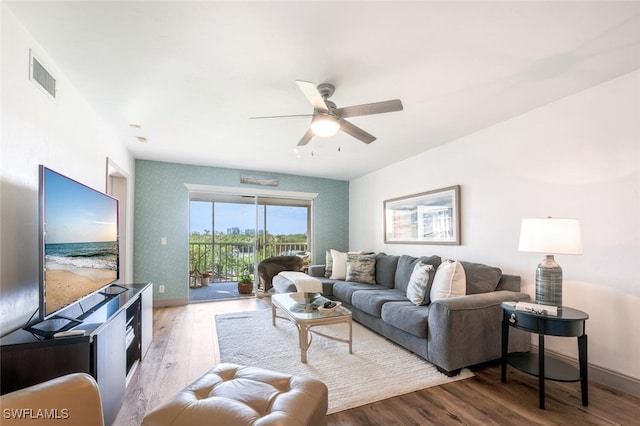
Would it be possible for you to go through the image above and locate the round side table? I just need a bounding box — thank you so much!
[501,302,589,409]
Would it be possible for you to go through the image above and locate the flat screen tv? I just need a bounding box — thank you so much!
[38,165,119,321]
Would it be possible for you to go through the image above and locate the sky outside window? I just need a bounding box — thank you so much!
[190,201,307,235]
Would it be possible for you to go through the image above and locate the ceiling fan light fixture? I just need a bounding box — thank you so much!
[310,114,340,137]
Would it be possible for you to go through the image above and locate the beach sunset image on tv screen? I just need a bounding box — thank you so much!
[43,168,118,317]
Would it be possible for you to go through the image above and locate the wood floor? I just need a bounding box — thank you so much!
[114,299,639,426]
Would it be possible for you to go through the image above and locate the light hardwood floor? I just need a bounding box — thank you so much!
[114,299,639,426]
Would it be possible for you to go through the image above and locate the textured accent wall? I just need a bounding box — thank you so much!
[134,160,348,302]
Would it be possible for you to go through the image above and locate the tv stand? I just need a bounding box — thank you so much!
[1,283,152,426]
[101,283,129,296]
[23,314,83,339]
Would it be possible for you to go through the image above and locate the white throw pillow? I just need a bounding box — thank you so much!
[430,259,466,302]
[330,249,349,280]
[406,261,435,305]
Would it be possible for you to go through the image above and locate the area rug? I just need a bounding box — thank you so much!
[215,309,473,414]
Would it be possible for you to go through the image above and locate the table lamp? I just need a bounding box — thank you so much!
[518,217,582,309]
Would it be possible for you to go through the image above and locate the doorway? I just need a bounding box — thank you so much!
[106,159,129,283]
[188,190,313,302]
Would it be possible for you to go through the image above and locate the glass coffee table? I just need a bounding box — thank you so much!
[271,292,353,363]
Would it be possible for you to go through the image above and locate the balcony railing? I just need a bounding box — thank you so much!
[189,241,309,283]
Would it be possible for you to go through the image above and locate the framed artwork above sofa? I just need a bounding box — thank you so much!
[384,185,461,245]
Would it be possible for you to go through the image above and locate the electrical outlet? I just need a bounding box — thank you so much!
[161,237,167,245]
[158,284,165,293]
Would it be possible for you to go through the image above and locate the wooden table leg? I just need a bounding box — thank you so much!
[348,318,353,354]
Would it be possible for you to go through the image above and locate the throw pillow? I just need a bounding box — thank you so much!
[325,250,333,278]
[406,261,436,305]
[430,259,466,302]
[330,249,349,280]
[394,254,441,293]
[460,261,502,294]
[375,253,399,288]
[346,253,376,284]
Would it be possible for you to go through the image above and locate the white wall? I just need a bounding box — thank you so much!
[0,6,135,334]
[350,70,640,382]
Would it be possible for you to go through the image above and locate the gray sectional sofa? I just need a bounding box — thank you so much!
[273,253,531,376]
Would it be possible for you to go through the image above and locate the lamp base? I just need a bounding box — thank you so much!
[535,254,563,309]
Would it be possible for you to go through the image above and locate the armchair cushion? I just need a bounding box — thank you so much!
[0,373,104,426]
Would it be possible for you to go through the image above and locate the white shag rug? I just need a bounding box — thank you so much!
[215,309,473,414]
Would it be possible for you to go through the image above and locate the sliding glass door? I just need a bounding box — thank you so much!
[256,197,310,259]
[189,193,311,299]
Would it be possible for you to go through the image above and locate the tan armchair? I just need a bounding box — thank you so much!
[0,373,104,426]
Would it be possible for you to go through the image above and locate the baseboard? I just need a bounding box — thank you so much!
[153,297,187,307]
[531,344,640,398]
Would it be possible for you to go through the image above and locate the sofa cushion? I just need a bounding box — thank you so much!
[431,259,466,302]
[406,262,436,305]
[460,261,502,294]
[375,253,400,288]
[346,252,376,284]
[394,255,441,293]
[351,289,407,317]
[381,301,431,338]
[333,282,388,304]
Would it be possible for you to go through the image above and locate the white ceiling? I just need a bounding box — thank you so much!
[7,1,640,181]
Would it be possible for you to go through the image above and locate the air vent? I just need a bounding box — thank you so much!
[29,50,56,99]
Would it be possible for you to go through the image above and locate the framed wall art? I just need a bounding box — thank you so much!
[384,185,460,245]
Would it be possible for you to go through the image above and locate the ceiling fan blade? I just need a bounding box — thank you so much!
[296,80,328,112]
[297,128,314,146]
[340,119,376,144]
[249,114,313,119]
[336,99,403,118]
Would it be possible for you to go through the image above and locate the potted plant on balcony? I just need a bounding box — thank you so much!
[237,271,253,294]
[199,271,211,287]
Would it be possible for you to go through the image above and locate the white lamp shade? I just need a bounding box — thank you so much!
[310,114,340,137]
[518,218,582,255]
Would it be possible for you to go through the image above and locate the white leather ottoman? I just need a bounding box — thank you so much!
[142,363,328,426]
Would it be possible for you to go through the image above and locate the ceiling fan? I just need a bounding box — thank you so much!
[250,80,403,146]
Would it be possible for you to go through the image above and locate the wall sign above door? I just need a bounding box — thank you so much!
[240,175,279,186]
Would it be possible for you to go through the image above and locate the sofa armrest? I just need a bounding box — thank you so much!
[0,373,104,425]
[427,291,531,373]
[308,264,326,278]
